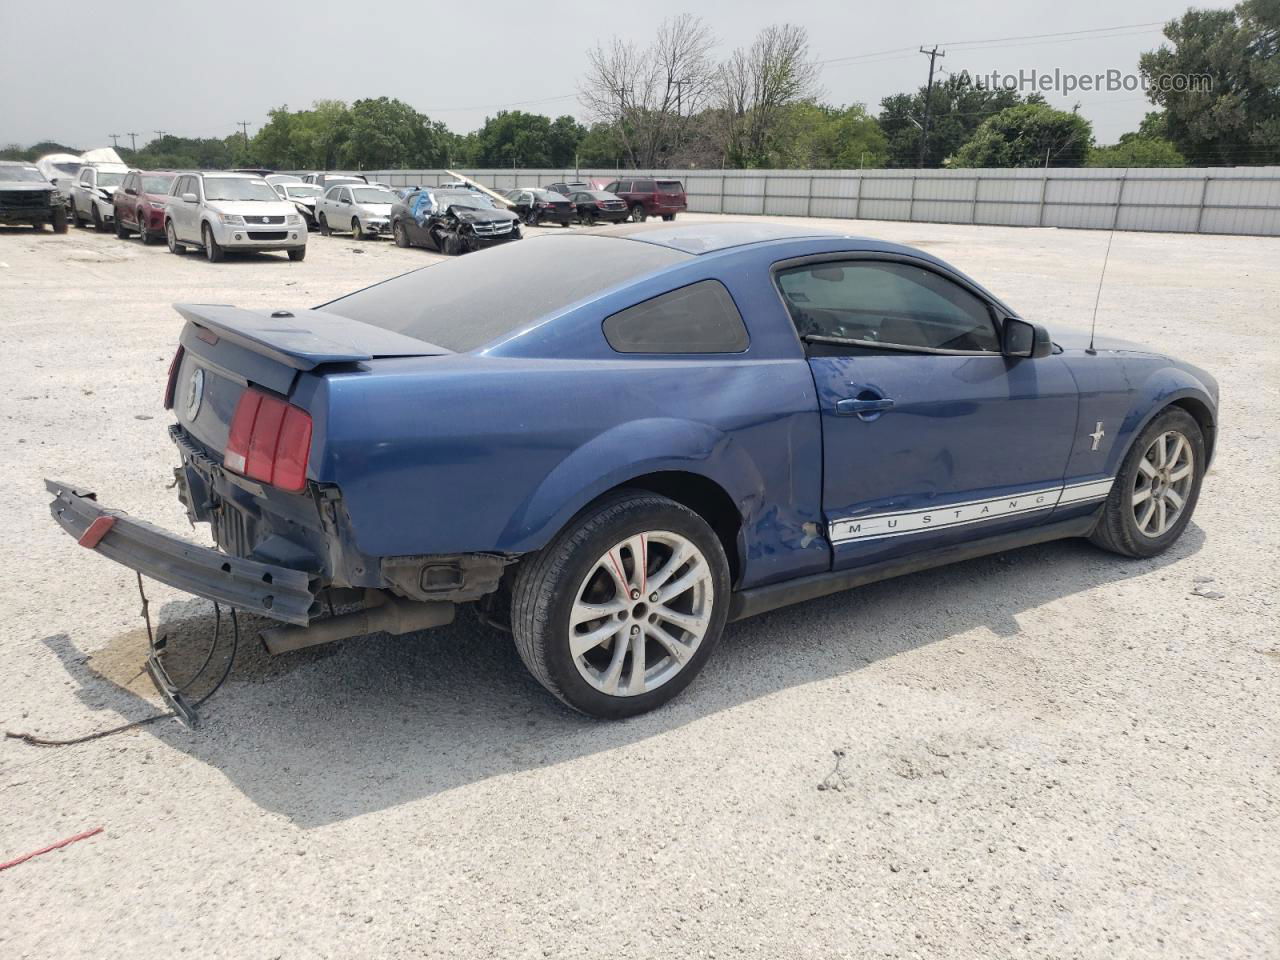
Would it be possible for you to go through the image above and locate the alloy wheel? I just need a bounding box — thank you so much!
[568,531,714,697]
[1132,430,1194,538]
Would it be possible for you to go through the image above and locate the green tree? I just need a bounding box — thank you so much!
[951,103,1093,167]
[335,97,448,169]
[1139,0,1280,165]
[1088,134,1186,167]
[879,75,1036,168]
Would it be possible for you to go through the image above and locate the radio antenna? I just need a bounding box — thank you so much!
[1087,228,1116,355]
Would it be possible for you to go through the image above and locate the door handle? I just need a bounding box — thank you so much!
[835,395,895,419]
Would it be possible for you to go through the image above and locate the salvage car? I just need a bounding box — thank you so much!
[389,187,521,254]
[164,171,307,262]
[504,187,575,226]
[568,189,630,225]
[113,169,177,244]
[0,161,68,232]
[316,183,398,239]
[45,222,1218,720]
[273,182,323,229]
[603,177,687,222]
[69,162,128,230]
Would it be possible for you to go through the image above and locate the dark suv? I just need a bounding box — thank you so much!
[603,177,687,222]
[0,161,67,232]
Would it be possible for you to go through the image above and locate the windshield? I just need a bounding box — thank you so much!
[96,171,125,187]
[1,166,45,183]
[285,184,322,198]
[203,177,280,202]
[352,187,396,204]
[322,234,690,352]
[53,163,80,176]
[439,192,494,209]
[141,174,175,194]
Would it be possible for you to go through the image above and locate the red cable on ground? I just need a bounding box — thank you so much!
[0,827,104,871]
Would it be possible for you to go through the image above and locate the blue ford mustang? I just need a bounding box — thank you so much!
[47,222,1219,718]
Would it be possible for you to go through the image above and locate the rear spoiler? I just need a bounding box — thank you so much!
[173,303,449,371]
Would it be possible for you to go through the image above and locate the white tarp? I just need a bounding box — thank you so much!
[78,147,125,165]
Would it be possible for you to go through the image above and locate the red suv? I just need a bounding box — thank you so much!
[113,169,178,244]
[603,177,687,222]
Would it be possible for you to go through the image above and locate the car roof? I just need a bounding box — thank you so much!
[592,221,889,255]
[198,171,261,179]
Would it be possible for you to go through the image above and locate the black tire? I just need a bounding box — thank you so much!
[319,213,330,236]
[510,490,731,719]
[584,209,597,226]
[202,224,224,262]
[92,204,105,231]
[70,199,84,228]
[1090,406,1205,558]
[51,207,68,234]
[287,246,306,261]
[351,217,363,239]
[165,220,186,255]
[393,221,410,247]
[662,213,676,222]
[137,213,154,244]
[442,230,462,256]
[32,221,47,231]
[115,215,129,239]
[630,204,646,223]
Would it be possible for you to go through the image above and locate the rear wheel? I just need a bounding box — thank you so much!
[584,209,597,226]
[202,224,224,262]
[165,220,186,254]
[630,204,646,223]
[1090,407,1205,558]
[511,491,730,718]
[662,213,676,222]
[393,221,410,247]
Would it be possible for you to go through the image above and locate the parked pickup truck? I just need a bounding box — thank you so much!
[46,222,1219,719]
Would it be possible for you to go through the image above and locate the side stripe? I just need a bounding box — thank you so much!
[829,477,1114,544]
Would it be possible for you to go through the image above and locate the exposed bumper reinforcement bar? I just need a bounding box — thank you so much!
[45,479,318,625]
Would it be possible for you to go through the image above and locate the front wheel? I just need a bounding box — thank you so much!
[287,246,306,261]
[70,199,84,228]
[91,204,105,231]
[319,213,330,236]
[351,217,364,239]
[166,221,186,255]
[510,491,730,718]
[52,206,68,234]
[1090,407,1205,558]
[202,224,224,262]
[115,215,129,239]
[393,221,410,247]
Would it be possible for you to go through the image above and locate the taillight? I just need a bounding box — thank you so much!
[224,388,313,492]
[163,345,185,409]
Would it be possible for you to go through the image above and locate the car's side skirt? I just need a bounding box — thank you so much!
[728,510,1101,622]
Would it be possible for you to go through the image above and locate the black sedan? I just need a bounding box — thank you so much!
[390,187,521,254]
[504,188,575,226]
[569,190,629,225]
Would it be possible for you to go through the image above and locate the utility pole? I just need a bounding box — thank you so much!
[672,77,692,117]
[237,121,250,146]
[126,132,138,151]
[917,45,945,168]
[154,130,166,144]
[108,133,120,148]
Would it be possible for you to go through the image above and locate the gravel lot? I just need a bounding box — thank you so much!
[1,214,1276,959]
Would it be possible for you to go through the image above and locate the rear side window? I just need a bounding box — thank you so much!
[657,180,684,194]
[603,280,749,354]
[634,179,655,191]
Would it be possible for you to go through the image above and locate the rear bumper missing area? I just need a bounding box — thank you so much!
[45,479,318,625]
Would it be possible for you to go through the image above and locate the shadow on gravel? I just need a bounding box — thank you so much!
[40,526,1204,827]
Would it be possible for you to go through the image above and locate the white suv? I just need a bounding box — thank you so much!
[70,163,129,230]
[164,172,307,262]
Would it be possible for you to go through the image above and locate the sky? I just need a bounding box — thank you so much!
[0,0,1233,154]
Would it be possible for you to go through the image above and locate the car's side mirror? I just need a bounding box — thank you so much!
[1002,317,1053,359]
[182,193,198,203]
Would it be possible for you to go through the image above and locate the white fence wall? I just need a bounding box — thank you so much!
[364,166,1280,237]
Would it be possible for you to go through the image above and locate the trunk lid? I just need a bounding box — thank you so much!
[169,303,449,460]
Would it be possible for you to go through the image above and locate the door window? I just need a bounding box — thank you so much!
[80,169,93,185]
[776,260,1000,353]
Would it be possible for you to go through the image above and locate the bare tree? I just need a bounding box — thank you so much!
[716,24,822,166]
[580,15,716,167]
